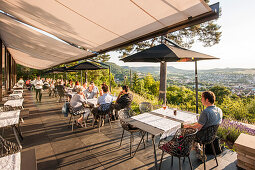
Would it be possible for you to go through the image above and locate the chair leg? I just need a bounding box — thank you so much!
[108,114,112,128]
[171,156,173,167]
[159,151,164,170]
[72,115,75,131]
[203,144,206,170]
[99,116,102,132]
[188,156,193,170]
[183,157,185,163]
[120,129,125,146]
[146,132,148,142]
[211,142,218,166]
[133,131,146,157]
[69,114,73,125]
[130,133,133,157]
[179,157,182,170]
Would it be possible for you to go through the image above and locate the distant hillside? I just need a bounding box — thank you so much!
[105,62,255,80]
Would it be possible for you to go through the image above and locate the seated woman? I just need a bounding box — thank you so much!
[70,87,90,127]
[92,85,113,119]
[111,85,133,118]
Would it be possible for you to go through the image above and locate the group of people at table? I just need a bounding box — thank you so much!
[69,82,133,128]
[16,76,223,163]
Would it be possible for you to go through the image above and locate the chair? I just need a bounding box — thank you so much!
[139,102,152,113]
[92,104,112,133]
[119,108,146,157]
[56,85,66,102]
[159,128,198,170]
[0,135,21,158]
[139,102,152,141]
[68,104,89,131]
[194,125,219,170]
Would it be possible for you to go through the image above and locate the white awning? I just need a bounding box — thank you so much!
[0,13,93,69]
[0,0,213,53]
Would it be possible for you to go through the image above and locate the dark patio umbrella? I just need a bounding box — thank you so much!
[121,43,219,113]
[66,61,108,89]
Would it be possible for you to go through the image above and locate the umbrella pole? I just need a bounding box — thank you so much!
[159,61,167,105]
[130,69,132,89]
[109,66,111,92]
[195,61,198,114]
[85,71,87,83]
[81,70,83,85]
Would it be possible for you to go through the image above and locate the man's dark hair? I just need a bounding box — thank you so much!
[202,91,216,104]
[90,81,94,84]
[102,85,108,93]
[122,85,129,92]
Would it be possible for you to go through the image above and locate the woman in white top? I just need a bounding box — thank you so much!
[70,87,90,127]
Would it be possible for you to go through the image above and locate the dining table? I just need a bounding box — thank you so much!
[4,99,24,108]
[0,110,22,148]
[122,107,198,169]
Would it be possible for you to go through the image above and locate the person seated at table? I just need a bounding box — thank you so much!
[81,82,87,92]
[183,91,222,161]
[70,87,90,127]
[73,81,80,92]
[55,82,66,102]
[111,85,133,118]
[85,81,99,99]
[99,82,106,96]
[91,85,113,120]
[17,77,24,87]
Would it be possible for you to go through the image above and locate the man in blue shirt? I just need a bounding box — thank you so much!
[184,91,222,161]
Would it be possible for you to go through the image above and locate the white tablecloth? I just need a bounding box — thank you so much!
[153,108,198,124]
[9,93,23,98]
[13,90,23,94]
[87,98,98,107]
[4,99,24,107]
[0,110,21,128]
[132,113,181,139]
[0,152,21,170]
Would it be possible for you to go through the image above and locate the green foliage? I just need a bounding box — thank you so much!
[210,85,231,104]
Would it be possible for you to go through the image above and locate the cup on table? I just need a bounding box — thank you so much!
[173,108,177,116]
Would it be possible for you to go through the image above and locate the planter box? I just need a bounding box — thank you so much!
[234,133,255,169]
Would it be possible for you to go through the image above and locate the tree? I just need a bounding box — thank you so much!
[209,85,231,104]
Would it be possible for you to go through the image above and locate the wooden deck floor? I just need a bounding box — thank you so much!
[3,89,239,170]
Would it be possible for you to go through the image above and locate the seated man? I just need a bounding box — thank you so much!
[92,85,113,119]
[85,81,99,99]
[184,91,223,161]
[112,85,133,118]
[70,87,90,127]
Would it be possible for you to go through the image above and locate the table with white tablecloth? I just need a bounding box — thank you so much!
[4,99,24,108]
[13,90,23,94]
[9,93,23,98]
[123,108,198,169]
[0,152,20,170]
[0,110,22,148]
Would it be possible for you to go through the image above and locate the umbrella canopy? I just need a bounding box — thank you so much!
[121,43,219,113]
[44,66,70,74]
[66,62,107,71]
[121,44,218,62]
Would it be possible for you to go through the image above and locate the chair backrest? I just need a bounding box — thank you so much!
[195,125,219,144]
[0,135,21,158]
[167,128,198,157]
[139,102,152,113]
[118,108,136,130]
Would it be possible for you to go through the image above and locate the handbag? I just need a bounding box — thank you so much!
[205,136,223,155]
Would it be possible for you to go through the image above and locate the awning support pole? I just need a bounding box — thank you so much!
[195,61,198,114]
[0,38,2,101]
[159,61,167,105]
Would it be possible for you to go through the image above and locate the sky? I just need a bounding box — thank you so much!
[108,0,255,70]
